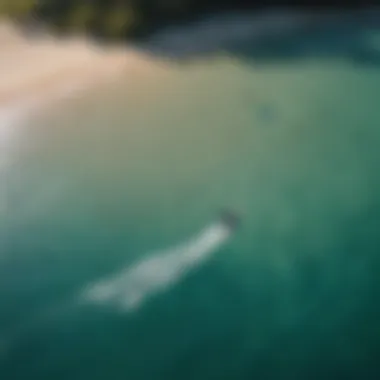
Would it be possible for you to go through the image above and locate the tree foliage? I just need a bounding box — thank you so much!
[0,0,377,40]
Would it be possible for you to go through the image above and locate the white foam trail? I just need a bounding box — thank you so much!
[0,221,232,357]
[81,221,232,311]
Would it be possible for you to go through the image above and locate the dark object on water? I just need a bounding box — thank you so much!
[220,210,241,231]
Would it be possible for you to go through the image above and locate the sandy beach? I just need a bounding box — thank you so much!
[0,20,134,111]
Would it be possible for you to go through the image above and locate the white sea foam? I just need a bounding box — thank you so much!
[81,221,232,311]
[0,84,72,147]
[0,103,29,150]
[0,103,32,220]
[0,70,100,180]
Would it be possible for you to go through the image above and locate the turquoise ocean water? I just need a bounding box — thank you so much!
[1,14,380,380]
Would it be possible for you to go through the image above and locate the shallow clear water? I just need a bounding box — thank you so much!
[1,14,380,380]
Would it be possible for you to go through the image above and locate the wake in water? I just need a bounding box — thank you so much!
[80,217,235,312]
[0,215,236,357]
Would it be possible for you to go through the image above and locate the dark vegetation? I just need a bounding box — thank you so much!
[1,1,379,67]
[1,1,378,41]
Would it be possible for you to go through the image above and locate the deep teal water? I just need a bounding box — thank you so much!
[1,17,380,380]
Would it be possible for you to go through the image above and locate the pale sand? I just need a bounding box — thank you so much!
[0,20,149,111]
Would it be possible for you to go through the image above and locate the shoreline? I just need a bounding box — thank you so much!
[0,20,131,112]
